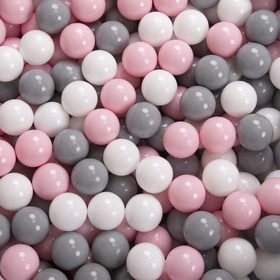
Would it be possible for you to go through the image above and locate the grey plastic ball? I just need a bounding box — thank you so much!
[87,143,106,163]
[52,232,89,271]
[255,215,280,254]
[201,269,235,280]
[190,0,219,9]
[111,264,134,280]
[194,55,230,91]
[0,78,19,103]
[38,260,54,273]
[0,214,10,249]
[71,158,109,196]
[35,0,70,34]
[200,248,219,273]
[191,38,212,58]
[125,102,162,139]
[91,230,130,269]
[180,86,216,121]
[19,69,55,105]
[11,206,49,245]
[33,268,68,280]
[117,117,140,145]
[53,129,89,165]
[235,43,272,79]
[273,89,280,111]
[74,263,111,280]
[183,211,221,250]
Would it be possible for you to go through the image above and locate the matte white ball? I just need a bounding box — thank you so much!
[87,192,125,230]
[126,242,165,280]
[81,50,117,86]
[125,194,163,232]
[0,46,24,82]
[0,99,34,136]
[174,9,209,45]
[49,192,87,231]
[138,12,173,47]
[136,155,173,193]
[141,69,178,106]
[202,159,239,197]
[19,30,54,65]
[103,139,140,176]
[61,81,98,117]
[270,57,280,89]
[218,237,257,278]
[0,173,33,211]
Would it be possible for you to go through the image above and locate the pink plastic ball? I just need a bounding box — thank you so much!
[71,0,105,22]
[83,108,120,145]
[0,19,7,45]
[0,140,16,177]
[32,163,69,200]
[153,0,188,17]
[165,245,205,280]
[0,244,39,280]
[258,177,280,215]
[21,13,40,35]
[117,0,153,20]
[122,41,157,77]
[100,78,136,115]
[158,40,194,75]
[3,21,21,38]
[200,116,236,154]
[199,191,226,213]
[114,216,138,243]
[168,175,206,213]
[163,121,199,158]
[222,191,261,230]
[60,23,95,59]
[15,129,52,168]
[251,0,277,12]
[207,21,242,58]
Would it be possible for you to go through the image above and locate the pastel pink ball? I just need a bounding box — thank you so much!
[200,116,236,154]
[158,40,194,75]
[32,163,69,200]
[114,216,138,243]
[223,191,261,230]
[117,0,153,20]
[0,19,7,45]
[163,121,199,158]
[199,191,226,213]
[122,41,157,77]
[0,244,39,280]
[15,129,52,167]
[168,175,206,213]
[258,177,280,215]
[83,108,120,145]
[60,23,95,59]
[153,0,188,17]
[166,246,205,280]
[0,140,16,176]
[207,21,242,57]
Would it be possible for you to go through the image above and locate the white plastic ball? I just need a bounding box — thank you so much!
[87,192,125,230]
[81,50,117,86]
[103,139,140,176]
[34,102,70,137]
[49,192,87,231]
[237,172,260,197]
[126,242,165,280]
[254,248,280,280]
[0,99,34,136]
[136,155,173,193]
[218,237,257,278]
[141,69,178,106]
[0,173,33,211]
[0,46,24,82]
[256,107,280,142]
[138,12,173,47]
[19,30,54,65]
[270,57,280,89]
[217,0,252,27]
[202,159,239,197]
[221,81,257,118]
[61,81,98,117]
[265,170,280,180]
[125,194,163,232]
[174,9,209,45]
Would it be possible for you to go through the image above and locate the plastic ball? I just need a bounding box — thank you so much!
[174,9,209,45]
[237,172,260,196]
[117,0,153,20]
[19,30,54,65]
[125,193,163,232]
[61,81,98,117]
[269,57,280,89]
[201,149,237,169]
[0,213,11,249]
[136,155,173,193]
[49,192,87,231]
[201,269,235,280]
[0,140,16,177]
[0,46,24,82]
[87,191,125,230]
[73,263,111,280]
[218,237,257,278]
[81,50,117,86]
[0,172,33,211]
[153,0,187,17]
[126,242,165,280]
[202,159,239,197]
[103,138,140,176]
[33,268,68,280]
